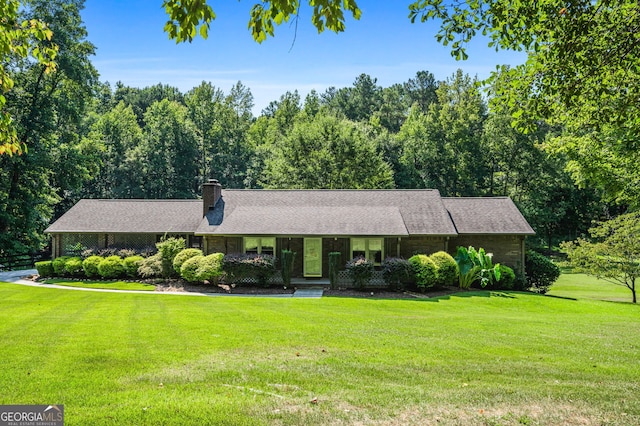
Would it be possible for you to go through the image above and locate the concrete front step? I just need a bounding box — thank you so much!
[292,287,324,298]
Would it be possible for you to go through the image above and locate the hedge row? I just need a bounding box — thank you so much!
[36,255,145,280]
[35,251,272,285]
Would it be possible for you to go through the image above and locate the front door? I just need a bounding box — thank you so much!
[304,238,322,277]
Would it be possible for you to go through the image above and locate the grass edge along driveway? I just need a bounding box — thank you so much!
[0,281,638,425]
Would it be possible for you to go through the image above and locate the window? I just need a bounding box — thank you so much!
[244,237,275,255]
[351,238,383,265]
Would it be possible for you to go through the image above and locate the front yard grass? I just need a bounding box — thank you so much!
[0,281,638,425]
[44,278,156,291]
[548,273,632,303]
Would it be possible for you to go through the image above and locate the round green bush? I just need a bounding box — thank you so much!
[52,256,71,276]
[97,255,124,279]
[173,248,203,274]
[180,255,204,283]
[496,264,516,290]
[123,255,144,278]
[197,253,224,283]
[381,257,412,290]
[82,255,103,278]
[35,260,54,278]
[429,251,459,287]
[64,257,84,277]
[408,254,438,291]
[525,250,560,294]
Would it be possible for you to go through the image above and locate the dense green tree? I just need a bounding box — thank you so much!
[164,1,639,207]
[128,99,199,198]
[1,0,97,254]
[261,112,394,189]
[184,81,226,187]
[398,70,486,195]
[563,212,640,303]
[373,84,407,133]
[409,1,640,206]
[215,81,254,188]
[114,82,184,126]
[0,0,57,156]
[80,102,143,198]
[403,70,437,114]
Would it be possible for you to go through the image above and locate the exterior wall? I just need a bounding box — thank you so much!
[322,237,349,279]
[448,235,526,274]
[399,236,448,258]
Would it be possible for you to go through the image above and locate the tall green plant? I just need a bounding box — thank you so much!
[328,252,341,290]
[281,249,296,287]
[454,246,501,289]
[156,236,186,278]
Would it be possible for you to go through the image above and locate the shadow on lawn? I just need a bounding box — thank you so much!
[327,289,532,302]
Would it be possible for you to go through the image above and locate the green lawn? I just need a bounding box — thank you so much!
[1,281,638,425]
[548,273,633,303]
[44,278,156,291]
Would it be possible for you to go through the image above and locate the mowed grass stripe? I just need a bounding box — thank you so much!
[0,281,638,425]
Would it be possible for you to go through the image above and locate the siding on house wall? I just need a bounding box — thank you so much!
[198,234,528,278]
[448,235,525,273]
[399,236,448,258]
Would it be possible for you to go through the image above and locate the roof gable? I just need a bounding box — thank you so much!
[442,197,536,235]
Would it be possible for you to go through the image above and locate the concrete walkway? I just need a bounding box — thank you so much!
[292,287,325,298]
[0,269,324,298]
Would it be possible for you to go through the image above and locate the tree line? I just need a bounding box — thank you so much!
[0,0,623,258]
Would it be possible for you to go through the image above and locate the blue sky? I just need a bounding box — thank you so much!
[81,1,525,115]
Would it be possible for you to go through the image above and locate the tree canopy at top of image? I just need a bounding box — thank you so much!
[0,0,58,156]
[163,0,640,207]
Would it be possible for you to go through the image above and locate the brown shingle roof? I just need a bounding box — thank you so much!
[45,191,536,237]
[44,199,203,234]
[195,189,458,236]
[442,197,535,235]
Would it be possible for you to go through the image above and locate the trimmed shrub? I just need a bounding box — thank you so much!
[525,250,560,294]
[408,254,438,291]
[482,264,516,290]
[173,248,203,274]
[253,254,277,287]
[97,255,124,279]
[197,253,224,283]
[346,256,374,289]
[156,237,186,278]
[35,260,54,278]
[222,253,277,286]
[429,251,459,287]
[328,252,341,290]
[281,250,296,287]
[138,254,163,278]
[180,255,204,283]
[123,255,144,278]
[82,255,103,278]
[64,257,84,277]
[381,257,411,290]
[52,256,71,276]
[496,265,516,290]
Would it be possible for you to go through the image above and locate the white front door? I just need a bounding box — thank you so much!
[303,238,322,277]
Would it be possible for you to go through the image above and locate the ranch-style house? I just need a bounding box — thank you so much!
[45,179,535,279]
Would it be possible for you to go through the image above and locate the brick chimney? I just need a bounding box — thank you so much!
[202,179,222,216]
